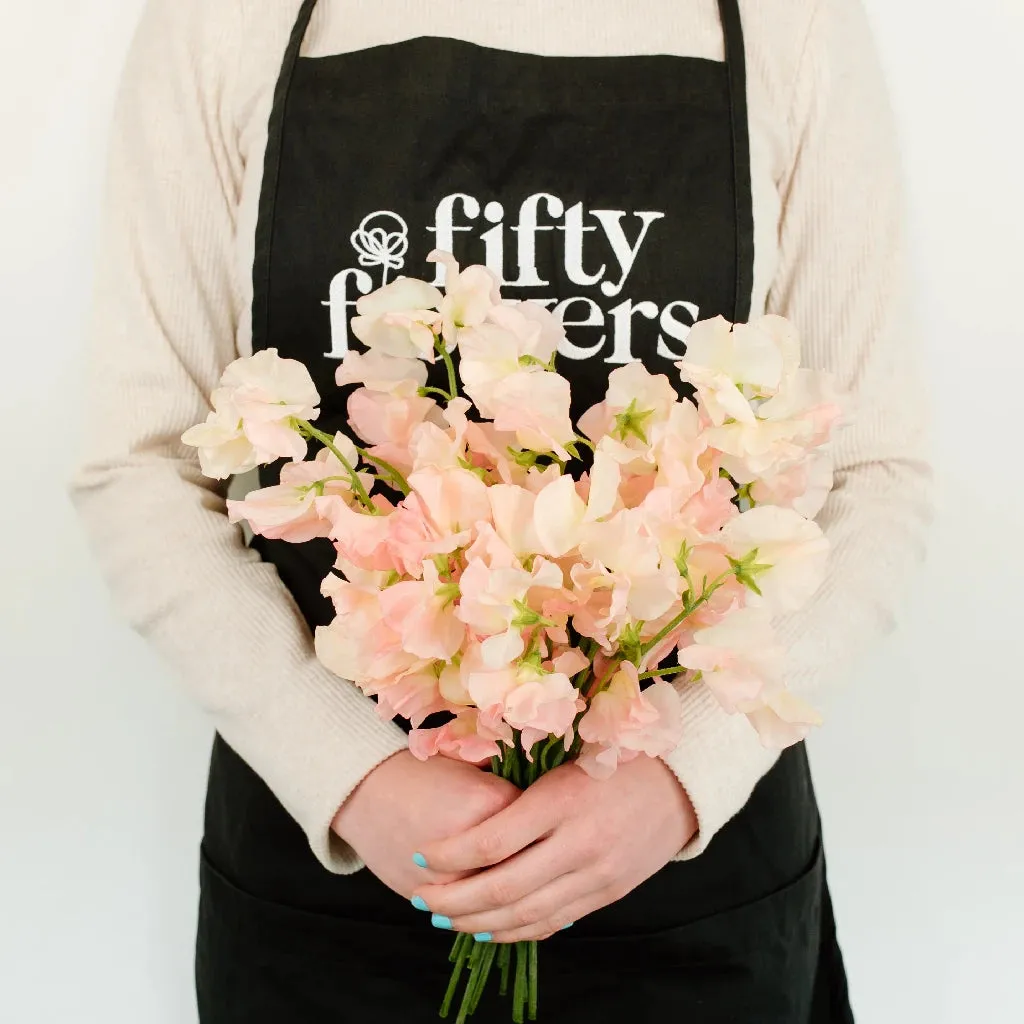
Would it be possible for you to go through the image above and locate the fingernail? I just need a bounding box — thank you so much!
[411,895,429,912]
[473,932,493,943]
[561,922,574,930]
[413,852,429,869]
[431,914,453,930]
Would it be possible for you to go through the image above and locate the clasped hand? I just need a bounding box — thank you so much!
[332,750,697,943]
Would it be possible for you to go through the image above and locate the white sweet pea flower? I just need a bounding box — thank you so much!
[717,505,829,611]
[427,249,502,345]
[350,277,443,360]
[181,348,320,478]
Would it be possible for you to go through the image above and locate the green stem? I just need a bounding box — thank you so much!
[638,569,735,657]
[419,385,453,400]
[295,420,377,514]
[440,934,473,1018]
[527,940,538,1021]
[355,447,410,494]
[435,336,459,400]
[638,665,687,681]
[513,942,528,1024]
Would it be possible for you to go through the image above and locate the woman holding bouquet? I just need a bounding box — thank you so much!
[70,0,931,1021]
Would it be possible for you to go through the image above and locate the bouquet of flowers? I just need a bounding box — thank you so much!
[182,250,842,1023]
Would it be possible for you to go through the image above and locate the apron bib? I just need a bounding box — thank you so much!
[196,2,854,1020]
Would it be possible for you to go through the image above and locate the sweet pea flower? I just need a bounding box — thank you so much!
[378,559,466,661]
[350,277,443,360]
[346,387,442,476]
[750,451,835,519]
[226,435,369,542]
[468,369,577,460]
[532,455,620,559]
[717,505,829,611]
[182,349,320,476]
[409,708,513,765]
[458,528,565,666]
[314,574,427,687]
[467,661,584,754]
[675,606,786,714]
[407,464,492,542]
[578,361,679,456]
[334,348,427,396]
[576,663,683,779]
[676,316,790,426]
[745,689,824,749]
[375,668,452,728]
[488,484,544,559]
[427,249,502,346]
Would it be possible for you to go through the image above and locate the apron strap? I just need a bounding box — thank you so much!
[718,0,755,324]
[252,0,321,351]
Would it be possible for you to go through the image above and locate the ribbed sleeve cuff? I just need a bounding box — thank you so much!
[658,681,781,861]
[215,657,409,875]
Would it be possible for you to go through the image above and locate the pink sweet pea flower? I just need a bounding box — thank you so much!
[334,348,427,396]
[347,387,441,475]
[408,465,492,537]
[350,277,443,360]
[181,349,320,476]
[578,361,679,458]
[750,451,835,519]
[409,708,513,765]
[577,663,683,779]
[375,668,452,728]
[675,606,785,713]
[717,505,829,612]
[226,435,370,542]
[314,574,428,687]
[378,559,466,661]
[467,662,585,754]
[745,690,824,749]
[427,250,502,346]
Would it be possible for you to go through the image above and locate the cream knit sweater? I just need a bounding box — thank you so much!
[68,0,933,874]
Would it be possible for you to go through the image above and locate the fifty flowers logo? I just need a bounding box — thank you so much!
[323,192,701,366]
[349,211,410,286]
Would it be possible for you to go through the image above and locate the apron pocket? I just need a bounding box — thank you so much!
[195,844,464,1024]
[536,839,826,1024]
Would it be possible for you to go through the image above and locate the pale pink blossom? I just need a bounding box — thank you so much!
[717,505,829,611]
[578,361,679,456]
[531,455,620,559]
[182,349,320,476]
[375,668,451,728]
[314,574,428,687]
[350,277,443,360]
[487,484,544,560]
[408,398,473,472]
[407,464,492,542]
[409,708,512,764]
[378,559,466,661]
[347,387,439,449]
[334,349,427,396]
[576,663,683,779]
[750,451,835,519]
[467,661,584,753]
[427,250,502,346]
[226,435,369,542]
[468,370,576,459]
[745,690,823,748]
[675,607,786,713]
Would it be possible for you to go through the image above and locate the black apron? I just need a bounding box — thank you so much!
[195,2,854,1020]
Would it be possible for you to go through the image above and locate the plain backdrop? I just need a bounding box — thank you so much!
[2,1,1022,1021]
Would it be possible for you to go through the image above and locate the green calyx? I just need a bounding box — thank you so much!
[613,399,655,444]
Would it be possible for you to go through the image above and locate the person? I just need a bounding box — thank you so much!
[69,1,932,1021]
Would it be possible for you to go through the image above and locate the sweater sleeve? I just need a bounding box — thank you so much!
[67,0,408,874]
[660,0,934,858]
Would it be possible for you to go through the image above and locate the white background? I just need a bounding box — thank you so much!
[2,1,1022,1021]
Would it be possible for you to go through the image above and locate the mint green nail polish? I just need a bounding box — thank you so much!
[411,895,429,912]
[473,932,493,943]
[561,922,574,930]
[412,852,428,869]
[431,914,453,930]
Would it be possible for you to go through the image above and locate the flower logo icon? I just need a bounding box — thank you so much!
[349,211,409,286]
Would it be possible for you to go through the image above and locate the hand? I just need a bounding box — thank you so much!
[411,755,697,942]
[332,750,520,899]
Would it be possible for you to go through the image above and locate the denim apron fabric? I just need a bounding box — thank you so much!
[195,2,854,1020]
